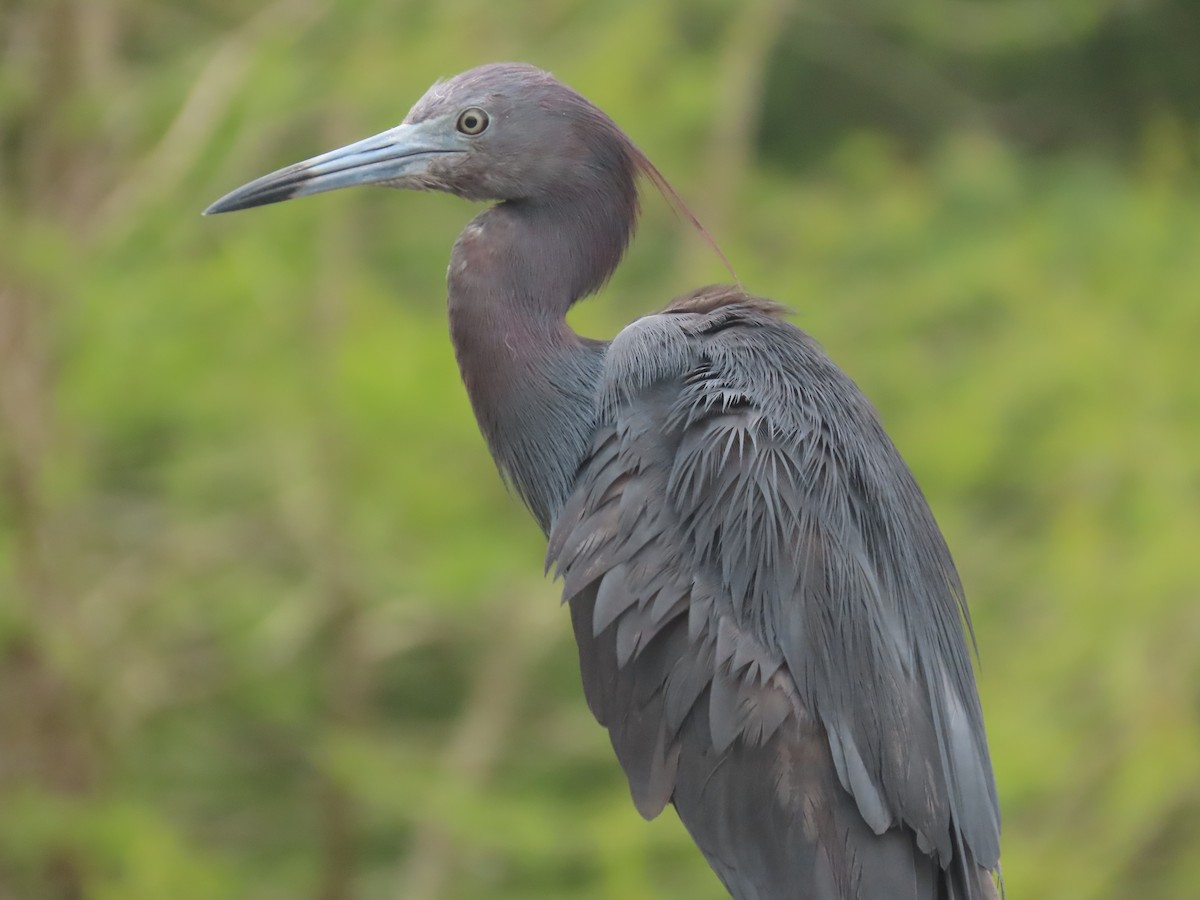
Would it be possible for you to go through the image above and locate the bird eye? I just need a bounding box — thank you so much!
[456,108,489,135]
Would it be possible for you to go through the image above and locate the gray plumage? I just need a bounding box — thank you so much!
[206,62,1002,899]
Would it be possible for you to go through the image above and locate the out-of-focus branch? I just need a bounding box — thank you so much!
[0,3,99,896]
[679,0,792,279]
[93,0,323,234]
[307,116,364,900]
[0,285,54,617]
[396,594,560,900]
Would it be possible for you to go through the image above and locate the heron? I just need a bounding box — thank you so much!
[206,63,1001,899]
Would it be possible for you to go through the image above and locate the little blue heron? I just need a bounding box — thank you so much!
[206,63,1001,899]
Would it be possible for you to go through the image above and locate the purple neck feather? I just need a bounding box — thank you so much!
[445,170,638,530]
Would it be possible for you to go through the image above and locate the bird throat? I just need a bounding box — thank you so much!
[445,200,619,530]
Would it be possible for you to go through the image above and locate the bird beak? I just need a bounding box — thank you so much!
[204,121,462,214]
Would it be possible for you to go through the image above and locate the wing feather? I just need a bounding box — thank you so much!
[549,293,1000,899]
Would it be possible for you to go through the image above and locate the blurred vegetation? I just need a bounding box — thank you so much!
[1,0,1198,898]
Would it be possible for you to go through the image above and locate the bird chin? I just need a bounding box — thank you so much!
[382,172,458,194]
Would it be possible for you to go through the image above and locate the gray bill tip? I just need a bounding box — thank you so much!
[203,181,298,215]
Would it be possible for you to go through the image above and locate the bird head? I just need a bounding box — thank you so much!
[204,63,641,213]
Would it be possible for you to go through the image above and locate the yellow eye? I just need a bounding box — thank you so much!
[456,108,489,135]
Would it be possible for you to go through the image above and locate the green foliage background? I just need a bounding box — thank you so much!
[2,1,1198,898]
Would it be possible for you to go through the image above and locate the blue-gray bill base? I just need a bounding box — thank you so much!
[206,63,1002,899]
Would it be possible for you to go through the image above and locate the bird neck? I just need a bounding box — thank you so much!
[446,197,628,530]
